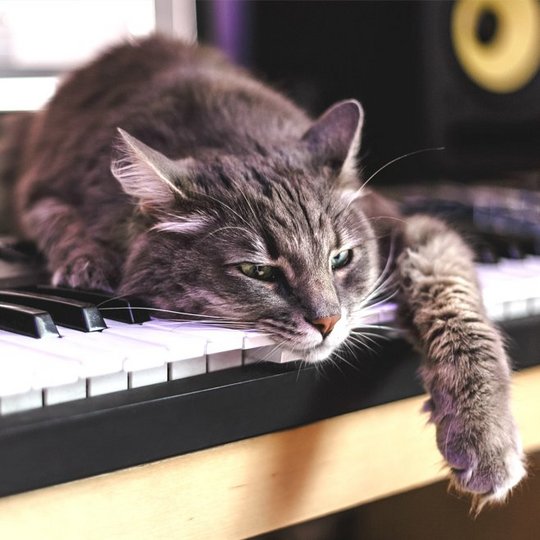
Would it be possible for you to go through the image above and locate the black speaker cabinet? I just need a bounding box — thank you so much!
[198,0,540,182]
[421,0,540,177]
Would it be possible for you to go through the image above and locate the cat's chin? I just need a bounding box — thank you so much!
[293,335,348,363]
[300,344,337,363]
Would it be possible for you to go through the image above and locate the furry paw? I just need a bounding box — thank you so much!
[433,410,526,513]
[51,252,116,291]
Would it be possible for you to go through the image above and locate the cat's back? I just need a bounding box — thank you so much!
[35,36,235,140]
[26,34,307,163]
[13,35,310,236]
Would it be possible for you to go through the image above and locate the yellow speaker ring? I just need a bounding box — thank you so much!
[451,0,540,93]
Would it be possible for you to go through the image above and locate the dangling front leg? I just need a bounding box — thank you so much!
[396,215,525,510]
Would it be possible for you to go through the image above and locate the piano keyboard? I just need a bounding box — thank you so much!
[0,300,302,415]
[0,255,539,416]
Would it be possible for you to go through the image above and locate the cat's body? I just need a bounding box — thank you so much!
[4,35,524,508]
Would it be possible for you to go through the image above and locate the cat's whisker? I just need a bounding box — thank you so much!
[349,330,392,342]
[327,351,346,375]
[363,215,408,226]
[97,305,247,323]
[353,280,399,315]
[357,272,398,309]
[347,333,383,354]
[348,331,379,346]
[239,189,261,225]
[358,288,399,311]
[334,346,361,372]
[357,146,445,194]
[363,232,398,294]
[95,294,141,308]
[203,193,259,235]
[347,334,378,356]
[314,355,331,380]
[362,263,399,298]
[335,342,361,372]
[203,225,256,241]
[350,323,397,332]
[255,339,288,363]
[257,337,291,363]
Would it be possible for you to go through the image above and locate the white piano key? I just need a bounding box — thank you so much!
[58,326,172,372]
[145,320,244,354]
[0,329,123,378]
[169,356,206,380]
[499,257,540,277]
[280,349,303,363]
[32,361,80,390]
[530,297,540,315]
[244,345,301,365]
[522,256,540,272]
[129,365,168,388]
[88,372,128,396]
[0,341,79,389]
[207,350,242,372]
[504,299,529,319]
[104,319,207,360]
[44,380,86,406]
[0,358,33,397]
[0,389,42,415]
[483,299,505,321]
[241,330,275,349]
[478,261,540,319]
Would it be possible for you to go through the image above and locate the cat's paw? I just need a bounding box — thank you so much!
[433,411,526,513]
[51,252,116,291]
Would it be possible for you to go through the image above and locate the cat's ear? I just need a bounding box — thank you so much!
[111,128,194,210]
[302,99,364,182]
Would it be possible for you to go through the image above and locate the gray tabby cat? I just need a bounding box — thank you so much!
[3,36,525,508]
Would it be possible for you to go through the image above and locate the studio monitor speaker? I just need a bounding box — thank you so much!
[421,0,540,175]
[199,0,540,180]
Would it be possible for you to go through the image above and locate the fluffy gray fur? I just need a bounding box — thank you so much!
[4,36,525,507]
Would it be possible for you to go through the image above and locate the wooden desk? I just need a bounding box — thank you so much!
[0,365,539,539]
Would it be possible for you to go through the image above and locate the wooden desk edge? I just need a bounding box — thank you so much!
[1,365,539,540]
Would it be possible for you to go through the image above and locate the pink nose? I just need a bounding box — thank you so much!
[311,314,341,338]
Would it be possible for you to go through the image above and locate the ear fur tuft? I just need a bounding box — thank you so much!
[111,128,193,209]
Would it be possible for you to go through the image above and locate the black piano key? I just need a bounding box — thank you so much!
[480,232,527,260]
[27,286,151,324]
[0,238,43,264]
[0,301,59,338]
[517,236,540,256]
[462,230,499,264]
[0,290,106,332]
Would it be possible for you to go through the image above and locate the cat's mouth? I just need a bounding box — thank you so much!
[280,310,351,364]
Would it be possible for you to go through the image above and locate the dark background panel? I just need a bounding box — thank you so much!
[197,0,540,183]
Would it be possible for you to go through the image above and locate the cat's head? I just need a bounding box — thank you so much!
[112,100,381,362]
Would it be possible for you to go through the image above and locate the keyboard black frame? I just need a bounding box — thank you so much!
[0,316,539,498]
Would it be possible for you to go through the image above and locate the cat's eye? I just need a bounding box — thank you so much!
[238,263,277,282]
[331,249,352,270]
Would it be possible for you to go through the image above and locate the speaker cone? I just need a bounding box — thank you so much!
[451,0,540,93]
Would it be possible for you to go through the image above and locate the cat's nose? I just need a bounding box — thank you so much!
[310,314,341,338]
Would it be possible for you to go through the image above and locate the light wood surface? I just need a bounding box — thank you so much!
[1,365,539,540]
